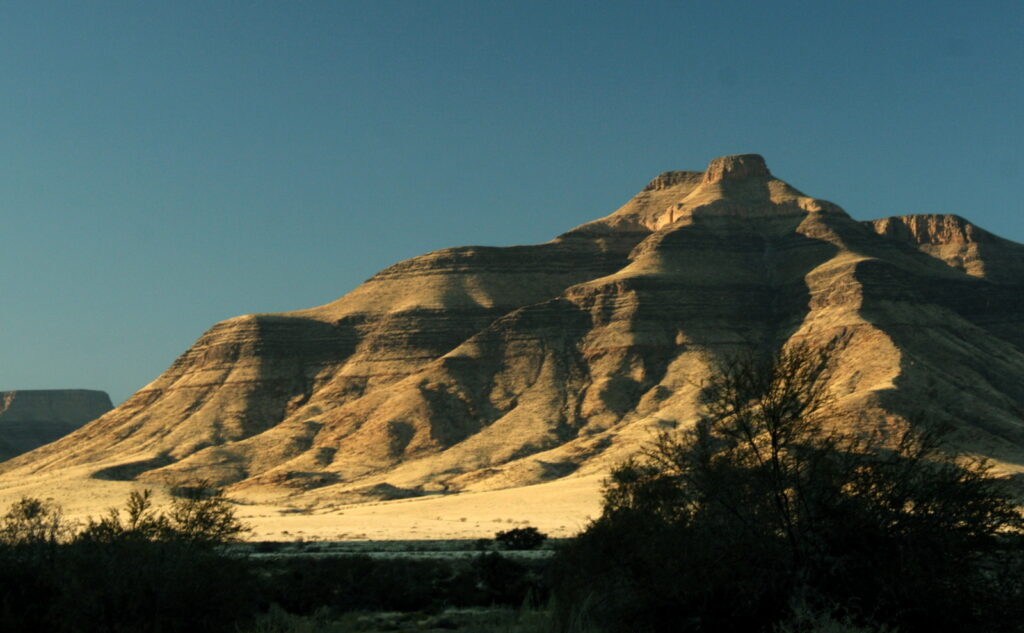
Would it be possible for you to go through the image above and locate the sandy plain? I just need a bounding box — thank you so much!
[0,464,603,541]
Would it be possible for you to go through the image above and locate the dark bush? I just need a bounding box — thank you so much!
[470,552,532,603]
[494,526,547,550]
[551,344,1024,633]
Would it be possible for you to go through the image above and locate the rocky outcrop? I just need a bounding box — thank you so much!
[4,155,1023,503]
[867,214,1024,283]
[0,391,112,460]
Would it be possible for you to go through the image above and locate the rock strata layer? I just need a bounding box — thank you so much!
[4,155,1023,503]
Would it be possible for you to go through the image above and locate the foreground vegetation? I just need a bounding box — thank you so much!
[552,344,1024,632]
[0,488,550,632]
[2,345,1023,632]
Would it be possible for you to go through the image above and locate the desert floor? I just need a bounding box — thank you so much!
[0,466,604,540]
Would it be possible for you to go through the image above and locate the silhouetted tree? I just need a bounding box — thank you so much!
[79,482,249,544]
[0,496,73,546]
[553,344,1024,633]
[165,483,248,544]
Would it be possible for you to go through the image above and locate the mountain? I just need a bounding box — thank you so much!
[3,154,1023,503]
[0,390,112,461]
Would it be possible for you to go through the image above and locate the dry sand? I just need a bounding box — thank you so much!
[239,474,603,541]
[0,464,603,541]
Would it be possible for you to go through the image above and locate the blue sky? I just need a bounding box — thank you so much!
[1,1,1021,404]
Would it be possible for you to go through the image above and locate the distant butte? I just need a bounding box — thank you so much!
[0,390,112,461]
[2,155,1022,507]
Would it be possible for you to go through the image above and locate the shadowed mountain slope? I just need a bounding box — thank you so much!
[4,155,1023,503]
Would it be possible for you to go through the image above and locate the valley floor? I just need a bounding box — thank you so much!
[0,466,604,540]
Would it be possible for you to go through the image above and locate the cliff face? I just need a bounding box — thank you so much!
[5,155,1023,502]
[0,390,113,460]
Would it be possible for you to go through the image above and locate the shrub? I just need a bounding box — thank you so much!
[552,344,1024,633]
[79,483,249,544]
[78,489,169,543]
[0,496,74,546]
[0,486,258,632]
[164,483,250,543]
[495,526,547,550]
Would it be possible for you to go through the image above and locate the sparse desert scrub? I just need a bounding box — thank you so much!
[550,344,1024,633]
[0,482,556,631]
[0,486,258,632]
[78,482,249,544]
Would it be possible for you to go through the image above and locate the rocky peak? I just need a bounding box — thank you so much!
[702,154,771,184]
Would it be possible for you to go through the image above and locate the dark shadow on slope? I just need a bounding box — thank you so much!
[608,211,844,402]
[854,257,1024,466]
[421,297,595,449]
[235,315,362,437]
[92,453,175,481]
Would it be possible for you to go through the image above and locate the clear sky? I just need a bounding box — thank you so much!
[2,1,1021,405]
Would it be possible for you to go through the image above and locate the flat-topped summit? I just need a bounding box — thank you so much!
[639,155,772,192]
[702,153,771,183]
[586,153,825,233]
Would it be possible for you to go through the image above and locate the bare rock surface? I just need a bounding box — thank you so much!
[3,155,1023,512]
[0,390,112,460]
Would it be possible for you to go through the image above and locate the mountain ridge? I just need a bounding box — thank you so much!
[4,154,1022,505]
